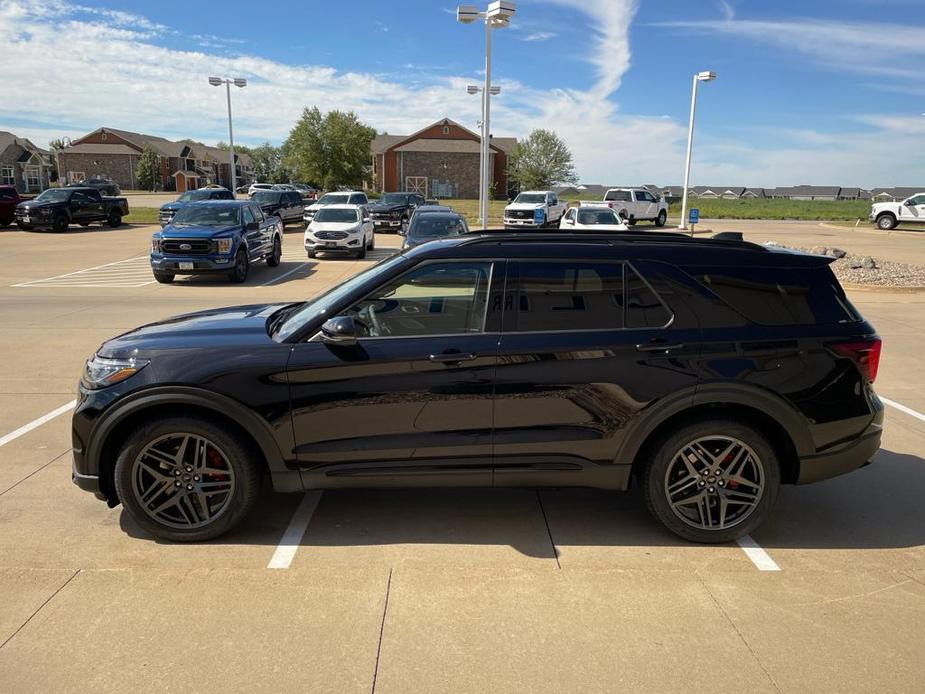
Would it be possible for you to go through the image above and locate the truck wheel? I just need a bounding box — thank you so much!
[266,236,282,267]
[230,249,249,283]
[618,209,629,221]
[876,214,897,230]
[17,223,33,231]
[153,272,175,284]
[108,210,123,228]
[52,215,69,233]
[656,210,667,227]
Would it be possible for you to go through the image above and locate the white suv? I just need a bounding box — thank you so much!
[303,191,369,224]
[248,183,274,197]
[870,193,925,230]
[304,204,375,259]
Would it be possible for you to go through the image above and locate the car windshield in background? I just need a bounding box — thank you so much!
[177,191,210,202]
[514,193,546,204]
[604,190,632,202]
[314,208,359,223]
[380,194,411,204]
[409,216,466,238]
[35,189,72,202]
[578,209,620,225]
[316,194,351,205]
[171,205,240,226]
[251,192,281,203]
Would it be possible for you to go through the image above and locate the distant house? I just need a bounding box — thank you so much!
[740,188,766,199]
[56,127,253,192]
[0,131,52,194]
[837,187,870,201]
[370,117,516,198]
[690,186,746,199]
[766,185,841,200]
[870,187,922,202]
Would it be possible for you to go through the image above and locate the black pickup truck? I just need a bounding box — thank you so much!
[367,192,424,232]
[15,187,129,232]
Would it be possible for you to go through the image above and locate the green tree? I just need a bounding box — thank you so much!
[508,129,577,191]
[48,138,67,151]
[136,144,160,191]
[282,106,375,190]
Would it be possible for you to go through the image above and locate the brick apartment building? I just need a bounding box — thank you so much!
[0,131,52,193]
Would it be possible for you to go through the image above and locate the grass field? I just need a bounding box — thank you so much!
[124,207,160,224]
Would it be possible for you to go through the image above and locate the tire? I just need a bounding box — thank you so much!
[307,250,317,259]
[52,215,69,233]
[153,272,175,284]
[367,231,375,250]
[655,210,667,227]
[877,214,897,230]
[357,243,367,259]
[108,210,122,228]
[266,236,282,267]
[618,209,629,222]
[17,223,33,231]
[641,418,781,544]
[229,249,249,283]
[113,415,261,542]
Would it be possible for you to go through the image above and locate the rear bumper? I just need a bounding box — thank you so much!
[797,419,883,484]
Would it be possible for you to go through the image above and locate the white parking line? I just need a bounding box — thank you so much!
[881,396,925,423]
[259,262,310,287]
[736,535,781,571]
[267,491,322,569]
[0,400,77,448]
[14,256,153,288]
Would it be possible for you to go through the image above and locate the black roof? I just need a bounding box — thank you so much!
[186,199,254,207]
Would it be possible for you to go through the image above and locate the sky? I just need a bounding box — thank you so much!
[1,0,924,187]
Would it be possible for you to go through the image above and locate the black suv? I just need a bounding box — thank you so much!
[72,233,883,542]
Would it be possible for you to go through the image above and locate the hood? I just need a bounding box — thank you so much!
[159,223,239,239]
[17,199,56,210]
[368,202,404,212]
[309,221,361,232]
[505,202,545,211]
[98,303,287,357]
[159,201,186,212]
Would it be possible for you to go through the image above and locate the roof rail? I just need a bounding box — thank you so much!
[458,230,766,251]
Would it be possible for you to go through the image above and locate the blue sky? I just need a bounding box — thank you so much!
[1,0,923,185]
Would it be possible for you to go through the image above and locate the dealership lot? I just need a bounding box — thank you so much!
[1,221,924,692]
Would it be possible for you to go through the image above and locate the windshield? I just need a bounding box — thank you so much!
[177,191,210,202]
[251,191,280,203]
[380,193,410,205]
[514,193,546,204]
[577,209,620,225]
[35,189,72,202]
[314,208,359,223]
[408,216,465,239]
[316,193,351,205]
[171,205,240,226]
[604,190,632,202]
[275,254,408,341]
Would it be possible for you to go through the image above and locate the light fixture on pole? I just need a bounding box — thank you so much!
[678,70,715,233]
[209,76,247,194]
[457,1,516,229]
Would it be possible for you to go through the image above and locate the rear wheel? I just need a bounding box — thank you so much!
[52,215,69,233]
[153,272,175,284]
[367,231,375,250]
[642,418,780,543]
[108,210,122,228]
[655,210,667,227]
[113,416,261,542]
[266,236,282,267]
[877,214,897,230]
[229,249,249,283]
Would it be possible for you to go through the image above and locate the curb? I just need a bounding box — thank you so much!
[817,221,924,237]
[842,283,925,294]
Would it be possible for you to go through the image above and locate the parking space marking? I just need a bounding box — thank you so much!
[736,535,781,571]
[267,491,322,569]
[0,400,76,448]
[13,256,154,288]
[881,396,925,424]
[259,263,310,287]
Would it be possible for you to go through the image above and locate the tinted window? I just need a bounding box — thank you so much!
[212,190,233,200]
[349,194,367,204]
[626,267,672,328]
[314,208,360,223]
[577,208,620,225]
[0,189,14,200]
[316,193,350,205]
[343,261,492,337]
[514,262,624,332]
[243,206,256,225]
[694,266,860,326]
[514,193,546,204]
[407,215,466,239]
[604,190,632,202]
[173,205,241,226]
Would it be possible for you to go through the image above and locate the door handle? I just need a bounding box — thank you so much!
[429,352,477,363]
[636,341,684,353]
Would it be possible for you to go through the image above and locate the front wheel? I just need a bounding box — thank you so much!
[113,416,261,541]
[108,210,122,228]
[153,271,175,284]
[266,236,281,267]
[17,223,33,231]
[642,418,780,543]
[52,215,69,233]
[356,243,367,259]
[229,249,249,283]
[877,214,897,230]
[367,231,375,250]
[655,210,667,227]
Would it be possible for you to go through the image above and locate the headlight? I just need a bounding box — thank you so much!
[391,211,402,218]
[151,237,161,253]
[216,238,232,254]
[82,355,149,389]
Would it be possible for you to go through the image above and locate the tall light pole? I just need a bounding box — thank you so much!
[467,84,501,220]
[678,70,716,232]
[209,76,247,193]
[457,1,516,229]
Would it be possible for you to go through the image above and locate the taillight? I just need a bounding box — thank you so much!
[830,338,881,383]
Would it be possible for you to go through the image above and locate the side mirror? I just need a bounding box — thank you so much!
[320,315,357,346]
[246,221,259,230]
[904,199,915,206]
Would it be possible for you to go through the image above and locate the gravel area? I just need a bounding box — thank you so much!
[764,242,925,288]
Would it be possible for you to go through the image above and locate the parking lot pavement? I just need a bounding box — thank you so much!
[1,222,925,691]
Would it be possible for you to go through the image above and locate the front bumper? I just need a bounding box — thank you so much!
[14,209,55,227]
[150,254,235,273]
[503,217,542,227]
[372,217,402,229]
[305,236,363,254]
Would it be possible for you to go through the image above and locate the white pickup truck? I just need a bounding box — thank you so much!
[580,188,668,227]
[869,193,925,230]
[503,190,568,229]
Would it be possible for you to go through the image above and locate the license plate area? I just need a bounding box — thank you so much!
[179,262,194,270]
[325,242,338,248]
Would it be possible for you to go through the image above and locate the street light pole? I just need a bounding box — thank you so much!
[209,76,247,193]
[678,70,715,232]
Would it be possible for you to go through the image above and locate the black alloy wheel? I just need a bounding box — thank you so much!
[52,215,69,232]
[108,210,122,228]
[230,249,249,283]
[267,236,282,267]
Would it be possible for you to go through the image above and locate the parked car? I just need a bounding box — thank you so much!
[560,205,629,231]
[291,184,318,201]
[149,200,282,284]
[503,190,568,229]
[159,187,234,226]
[367,192,425,232]
[581,188,668,227]
[15,187,129,232]
[68,176,121,196]
[869,192,925,230]
[304,204,374,258]
[72,230,883,542]
[250,190,305,226]
[0,185,23,227]
[401,210,469,248]
[248,183,274,197]
[303,191,368,224]
[271,184,296,192]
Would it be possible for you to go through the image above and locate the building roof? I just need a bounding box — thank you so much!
[59,142,139,156]
[768,185,842,197]
[395,139,484,153]
[65,128,251,166]
[372,117,517,156]
[371,134,405,154]
[0,131,51,159]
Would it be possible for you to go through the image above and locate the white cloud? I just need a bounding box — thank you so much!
[518,31,557,42]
